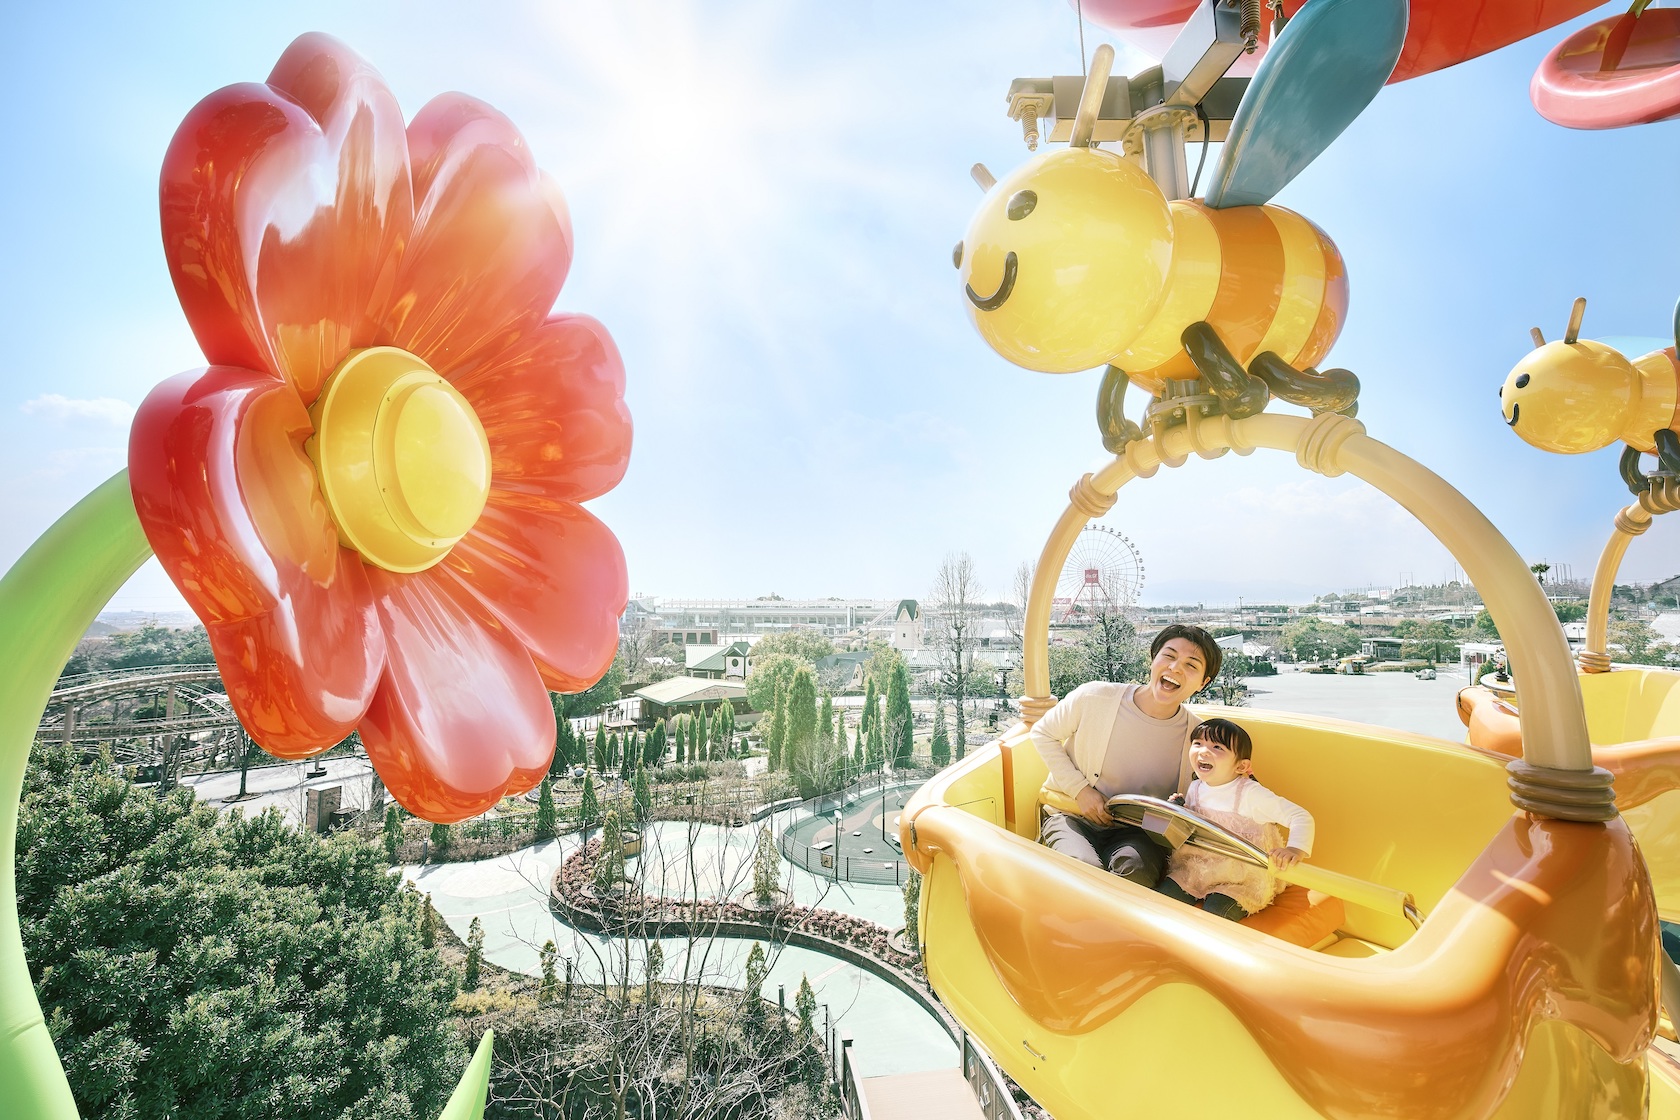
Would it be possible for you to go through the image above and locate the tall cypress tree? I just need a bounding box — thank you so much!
[593,725,608,773]
[717,702,735,757]
[861,676,879,736]
[766,678,787,771]
[853,719,865,768]
[819,693,834,754]
[647,720,667,767]
[886,662,913,768]
[579,769,599,828]
[675,719,687,764]
[786,666,819,789]
[866,696,884,767]
[696,706,710,761]
[930,700,951,768]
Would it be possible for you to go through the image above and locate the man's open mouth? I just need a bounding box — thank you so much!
[1160,677,1181,692]
[965,251,1017,312]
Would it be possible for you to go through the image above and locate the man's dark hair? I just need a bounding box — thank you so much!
[1149,623,1222,684]
[1192,716,1252,762]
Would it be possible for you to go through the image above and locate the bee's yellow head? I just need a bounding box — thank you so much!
[1501,339,1637,455]
[956,147,1173,374]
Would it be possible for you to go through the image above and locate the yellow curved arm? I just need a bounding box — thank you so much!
[1021,411,1593,784]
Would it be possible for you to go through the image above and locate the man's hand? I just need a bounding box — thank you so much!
[1075,786,1112,826]
[1268,846,1306,871]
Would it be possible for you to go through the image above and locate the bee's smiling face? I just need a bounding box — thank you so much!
[956,147,1174,374]
[1500,340,1635,455]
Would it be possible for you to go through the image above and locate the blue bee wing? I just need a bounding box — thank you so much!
[1203,0,1407,209]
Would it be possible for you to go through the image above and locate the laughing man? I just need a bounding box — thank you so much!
[1033,623,1223,886]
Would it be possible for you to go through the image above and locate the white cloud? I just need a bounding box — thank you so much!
[22,394,135,427]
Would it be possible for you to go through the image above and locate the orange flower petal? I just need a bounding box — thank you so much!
[160,33,414,404]
[129,366,385,754]
[359,568,556,822]
[452,313,631,502]
[440,495,627,693]
[381,94,573,377]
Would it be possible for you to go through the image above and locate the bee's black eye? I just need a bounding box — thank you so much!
[953,241,964,269]
[1515,373,1530,389]
[1006,190,1038,221]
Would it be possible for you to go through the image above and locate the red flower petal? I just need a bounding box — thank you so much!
[452,314,631,502]
[129,367,385,754]
[359,569,557,822]
[160,33,414,404]
[380,94,573,376]
[440,495,627,693]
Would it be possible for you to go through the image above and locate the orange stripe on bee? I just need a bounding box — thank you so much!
[1254,206,1328,365]
[1118,200,1222,387]
[1203,206,1286,363]
[1297,217,1348,370]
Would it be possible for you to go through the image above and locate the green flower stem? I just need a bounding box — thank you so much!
[0,471,152,1119]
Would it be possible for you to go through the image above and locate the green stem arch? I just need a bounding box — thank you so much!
[0,471,151,1118]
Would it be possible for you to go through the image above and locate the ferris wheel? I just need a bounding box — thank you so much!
[1056,523,1145,623]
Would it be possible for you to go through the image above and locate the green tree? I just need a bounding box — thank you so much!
[465,915,485,991]
[1080,612,1146,683]
[1047,643,1093,708]
[930,701,951,768]
[579,769,600,828]
[785,665,819,778]
[421,892,438,948]
[861,675,879,735]
[795,974,817,1036]
[539,939,558,1003]
[746,652,802,713]
[675,717,687,763]
[819,692,835,753]
[753,824,781,905]
[865,640,908,700]
[695,707,710,761]
[535,777,557,839]
[854,719,865,768]
[19,742,465,1119]
[766,677,788,771]
[595,808,627,891]
[743,941,769,1032]
[750,629,836,665]
[886,661,913,767]
[382,803,403,863]
[717,701,737,757]
[1279,617,1362,662]
[633,762,652,822]
[429,820,452,858]
[593,723,608,772]
[866,696,885,768]
[645,719,668,766]
[1610,619,1676,665]
[1399,620,1462,664]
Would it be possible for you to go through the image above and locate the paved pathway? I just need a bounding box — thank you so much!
[400,818,955,1078]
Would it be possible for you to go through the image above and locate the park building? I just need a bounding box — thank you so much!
[629,596,897,642]
[626,676,750,730]
[686,641,752,680]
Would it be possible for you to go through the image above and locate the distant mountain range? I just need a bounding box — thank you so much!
[86,611,201,636]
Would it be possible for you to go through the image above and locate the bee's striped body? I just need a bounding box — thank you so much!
[1118,201,1349,393]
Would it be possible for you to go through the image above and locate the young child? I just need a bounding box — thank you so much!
[1156,718,1315,921]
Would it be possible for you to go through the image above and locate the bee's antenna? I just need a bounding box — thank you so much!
[1564,296,1587,345]
[1070,43,1115,148]
[1530,327,1546,348]
[971,164,997,192]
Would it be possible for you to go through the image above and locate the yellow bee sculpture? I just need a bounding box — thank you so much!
[954,144,1360,450]
[1501,297,1680,489]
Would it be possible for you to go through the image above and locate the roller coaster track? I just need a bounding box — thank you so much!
[36,663,243,771]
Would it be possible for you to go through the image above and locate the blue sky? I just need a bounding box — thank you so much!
[3,1,1678,612]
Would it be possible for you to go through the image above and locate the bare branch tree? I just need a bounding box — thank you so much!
[929,552,984,760]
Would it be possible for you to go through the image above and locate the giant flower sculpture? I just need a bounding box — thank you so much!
[129,33,631,823]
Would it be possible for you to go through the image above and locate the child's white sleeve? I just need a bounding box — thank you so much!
[1250,784,1315,854]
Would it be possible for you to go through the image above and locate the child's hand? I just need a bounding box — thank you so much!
[1268,846,1306,871]
[1167,793,1185,806]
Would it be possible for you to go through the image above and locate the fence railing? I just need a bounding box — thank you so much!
[961,1031,1029,1120]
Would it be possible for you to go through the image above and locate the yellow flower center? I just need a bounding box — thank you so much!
[306,347,491,573]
